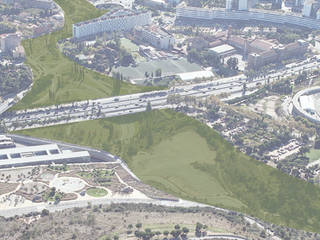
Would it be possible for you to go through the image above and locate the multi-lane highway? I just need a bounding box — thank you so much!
[2,57,320,131]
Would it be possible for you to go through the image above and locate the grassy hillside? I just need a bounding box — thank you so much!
[13,0,155,110]
[16,110,320,233]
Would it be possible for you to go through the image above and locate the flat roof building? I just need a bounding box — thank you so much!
[208,44,236,57]
[0,135,15,149]
[0,144,90,168]
[134,25,175,50]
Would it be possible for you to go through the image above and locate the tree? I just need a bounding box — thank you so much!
[315,138,320,149]
[227,57,239,70]
[146,101,152,112]
[49,187,56,198]
[182,227,189,234]
[299,146,309,156]
[41,209,49,217]
[170,229,181,239]
[195,222,203,237]
[260,230,267,238]
[155,68,162,77]
[182,227,189,238]
[295,71,308,85]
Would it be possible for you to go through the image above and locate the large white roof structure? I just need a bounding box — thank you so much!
[92,0,133,9]
[0,144,90,168]
[209,44,235,56]
[300,95,315,112]
[177,70,214,81]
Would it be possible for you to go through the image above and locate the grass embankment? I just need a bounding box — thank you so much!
[16,110,320,233]
[306,148,320,163]
[13,0,155,110]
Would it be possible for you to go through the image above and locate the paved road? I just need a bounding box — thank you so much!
[2,57,320,131]
[189,235,248,240]
[0,197,223,218]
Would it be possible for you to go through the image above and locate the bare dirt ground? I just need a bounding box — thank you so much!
[0,203,316,240]
[0,182,19,195]
[0,204,264,240]
[248,95,281,120]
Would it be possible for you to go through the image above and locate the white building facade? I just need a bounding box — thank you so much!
[303,0,314,16]
[176,6,320,30]
[73,9,152,39]
[0,144,90,168]
[238,0,248,10]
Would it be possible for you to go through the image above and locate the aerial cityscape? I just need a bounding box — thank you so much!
[3,0,320,239]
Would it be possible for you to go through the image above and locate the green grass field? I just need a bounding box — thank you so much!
[306,148,320,163]
[13,0,155,110]
[86,187,108,197]
[131,130,244,208]
[15,110,320,233]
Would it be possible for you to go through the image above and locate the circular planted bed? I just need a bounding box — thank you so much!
[86,187,108,197]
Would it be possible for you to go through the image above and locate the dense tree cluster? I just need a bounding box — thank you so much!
[265,27,309,44]
[0,23,16,35]
[0,64,32,97]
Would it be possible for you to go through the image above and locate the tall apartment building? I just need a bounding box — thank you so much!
[238,0,248,10]
[73,9,151,39]
[0,33,20,52]
[303,0,314,16]
[134,25,175,50]
[176,6,320,29]
[226,0,233,10]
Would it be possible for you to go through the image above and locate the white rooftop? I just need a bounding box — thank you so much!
[177,70,214,81]
[209,44,235,54]
[93,0,134,8]
[0,144,90,167]
[300,95,315,112]
[0,144,59,155]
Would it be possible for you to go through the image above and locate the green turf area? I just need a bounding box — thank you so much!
[306,148,320,163]
[86,187,108,197]
[13,0,155,110]
[15,110,320,233]
[131,130,244,208]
